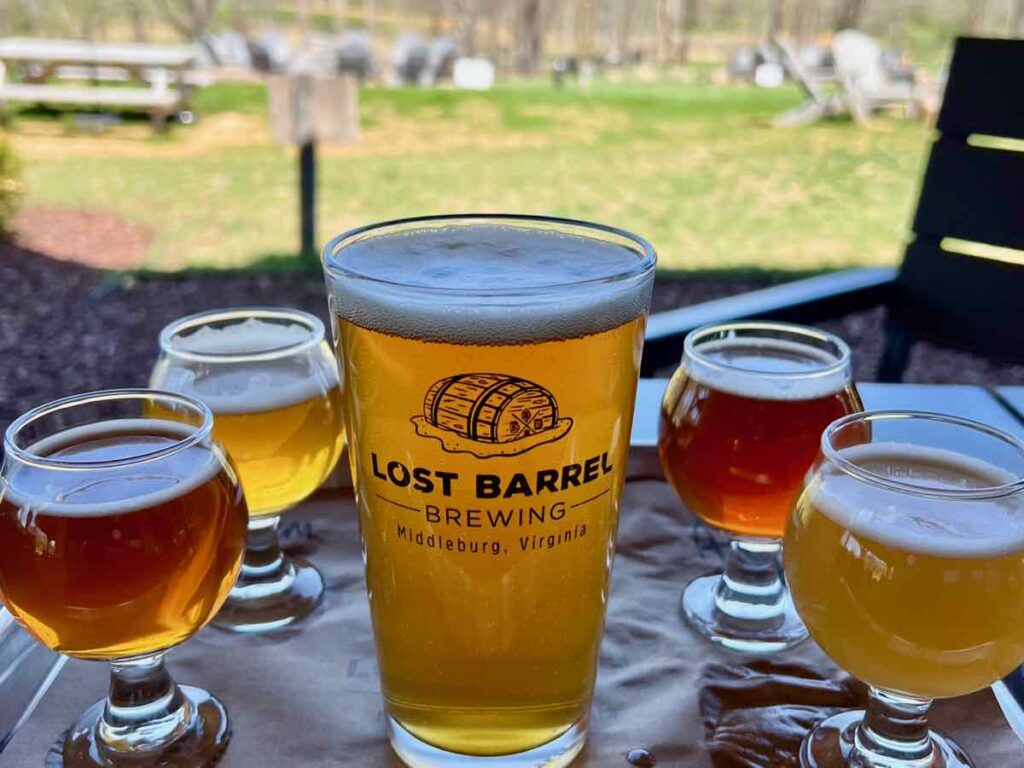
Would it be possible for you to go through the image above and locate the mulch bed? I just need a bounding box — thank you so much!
[2,241,1023,434]
[13,206,153,270]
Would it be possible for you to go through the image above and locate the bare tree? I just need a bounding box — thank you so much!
[677,0,699,63]
[770,0,785,36]
[330,0,349,32]
[129,0,148,40]
[1012,0,1024,36]
[791,0,819,42]
[832,0,867,31]
[158,0,221,40]
[364,0,377,37]
[656,0,671,64]
[612,0,631,61]
[515,0,543,73]
[576,0,594,60]
[717,0,738,27]
[967,0,988,33]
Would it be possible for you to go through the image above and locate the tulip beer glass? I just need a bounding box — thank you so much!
[151,308,346,632]
[0,390,247,766]
[786,411,1024,768]
[659,322,862,653]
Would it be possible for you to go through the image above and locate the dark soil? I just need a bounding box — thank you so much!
[2,242,1023,434]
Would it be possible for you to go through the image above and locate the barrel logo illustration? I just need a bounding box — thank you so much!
[411,373,573,458]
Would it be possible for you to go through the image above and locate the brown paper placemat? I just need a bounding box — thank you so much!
[6,479,1022,767]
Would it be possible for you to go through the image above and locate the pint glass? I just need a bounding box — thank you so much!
[323,215,656,767]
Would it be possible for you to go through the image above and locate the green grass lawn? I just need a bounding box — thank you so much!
[8,79,931,272]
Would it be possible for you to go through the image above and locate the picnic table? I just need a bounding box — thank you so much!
[0,37,201,129]
[3,382,1023,765]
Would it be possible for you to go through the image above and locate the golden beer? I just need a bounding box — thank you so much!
[786,442,1024,699]
[193,380,344,516]
[152,310,345,632]
[325,217,655,763]
[151,316,346,516]
[0,420,247,660]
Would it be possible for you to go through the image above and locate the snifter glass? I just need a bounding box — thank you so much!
[0,390,247,767]
[786,411,1024,768]
[659,322,862,653]
[151,307,346,633]
[324,214,656,768]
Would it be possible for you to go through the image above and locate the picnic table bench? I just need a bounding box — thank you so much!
[0,37,201,129]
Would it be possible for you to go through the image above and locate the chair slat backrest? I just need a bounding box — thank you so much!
[896,37,1024,362]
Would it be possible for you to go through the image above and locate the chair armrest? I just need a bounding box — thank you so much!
[641,267,897,375]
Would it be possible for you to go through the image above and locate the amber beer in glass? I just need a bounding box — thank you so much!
[151,308,346,632]
[659,322,861,653]
[0,390,247,767]
[785,411,1024,768]
[323,215,655,767]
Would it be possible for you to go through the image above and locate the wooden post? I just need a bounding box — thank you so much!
[299,140,317,264]
[268,73,358,271]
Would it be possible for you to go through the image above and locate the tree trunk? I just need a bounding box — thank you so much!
[460,0,480,56]
[516,0,543,73]
[832,0,867,31]
[129,0,148,41]
[364,0,377,37]
[967,0,987,33]
[576,0,593,60]
[1012,0,1024,36]
[770,0,785,36]
[330,0,348,32]
[678,0,699,63]
[718,0,738,27]
[612,0,630,61]
[656,0,671,65]
[791,0,818,42]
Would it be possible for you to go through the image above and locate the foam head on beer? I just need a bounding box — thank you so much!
[786,439,1024,699]
[165,317,334,415]
[0,418,246,659]
[153,315,346,517]
[326,223,654,344]
[685,336,852,401]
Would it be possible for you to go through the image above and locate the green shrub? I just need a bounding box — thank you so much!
[0,139,23,240]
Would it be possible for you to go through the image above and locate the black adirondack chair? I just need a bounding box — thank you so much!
[642,36,1024,381]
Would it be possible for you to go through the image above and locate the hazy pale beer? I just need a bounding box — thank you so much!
[783,412,1024,768]
[660,333,862,538]
[324,216,655,764]
[0,419,247,659]
[786,441,1024,699]
[151,316,346,516]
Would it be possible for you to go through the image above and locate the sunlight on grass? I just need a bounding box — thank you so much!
[9,81,930,272]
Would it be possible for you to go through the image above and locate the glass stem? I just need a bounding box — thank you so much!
[714,539,786,619]
[240,515,286,581]
[853,687,935,764]
[98,653,193,754]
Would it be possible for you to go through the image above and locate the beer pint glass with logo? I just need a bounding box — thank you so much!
[323,215,655,767]
[659,322,861,653]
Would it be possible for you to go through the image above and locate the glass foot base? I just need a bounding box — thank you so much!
[681,573,807,654]
[212,555,324,634]
[50,686,230,768]
[800,710,972,768]
[387,716,587,768]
